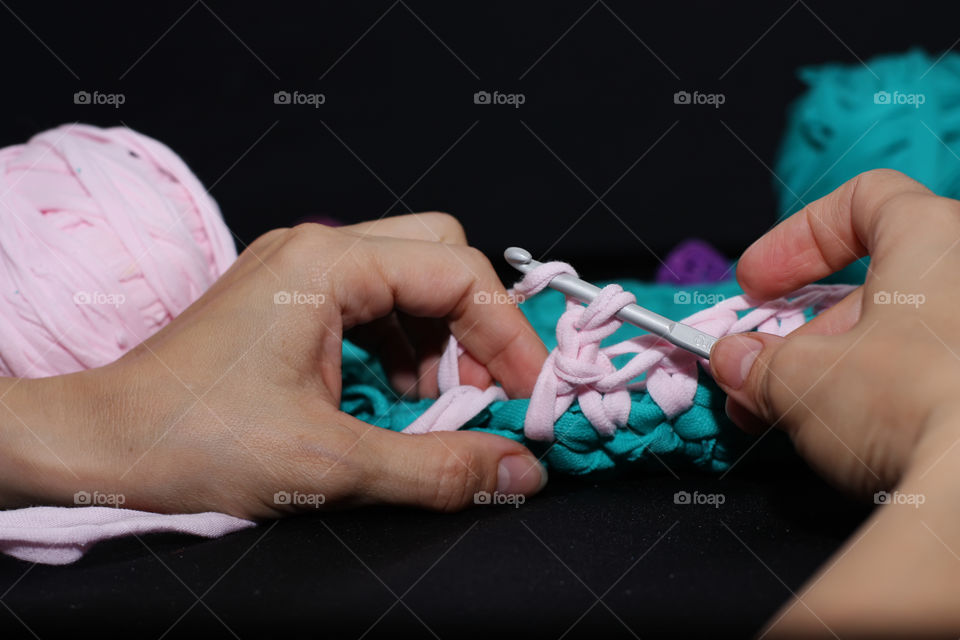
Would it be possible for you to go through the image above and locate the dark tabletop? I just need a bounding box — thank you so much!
[0,443,870,639]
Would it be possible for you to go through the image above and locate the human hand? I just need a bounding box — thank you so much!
[710,169,960,497]
[1,213,549,518]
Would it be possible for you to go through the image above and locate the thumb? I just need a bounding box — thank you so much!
[710,332,794,426]
[355,423,548,511]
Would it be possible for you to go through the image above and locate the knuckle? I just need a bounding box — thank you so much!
[452,245,497,304]
[288,221,335,244]
[295,428,365,487]
[853,168,924,202]
[455,244,492,273]
[416,211,467,243]
[251,227,290,248]
[856,168,909,186]
[851,169,939,223]
[924,196,960,223]
[426,448,483,512]
[879,193,960,235]
[276,222,344,270]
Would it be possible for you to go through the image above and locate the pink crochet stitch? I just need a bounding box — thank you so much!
[404,261,856,441]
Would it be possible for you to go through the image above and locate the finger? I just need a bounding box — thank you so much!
[339,212,468,244]
[334,235,548,398]
[339,213,481,397]
[737,169,933,299]
[719,289,862,432]
[347,415,548,511]
[457,351,495,389]
[710,332,820,427]
[789,287,863,338]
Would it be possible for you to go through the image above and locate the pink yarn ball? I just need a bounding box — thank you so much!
[0,124,238,378]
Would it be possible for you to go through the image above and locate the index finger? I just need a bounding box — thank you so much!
[737,169,933,299]
[334,233,548,398]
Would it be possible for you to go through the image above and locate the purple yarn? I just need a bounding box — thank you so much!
[656,239,732,285]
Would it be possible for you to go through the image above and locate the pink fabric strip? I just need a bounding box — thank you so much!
[0,507,254,565]
[404,261,856,441]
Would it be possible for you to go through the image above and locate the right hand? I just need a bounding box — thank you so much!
[710,169,960,497]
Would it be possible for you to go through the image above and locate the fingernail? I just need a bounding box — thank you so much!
[711,335,763,390]
[497,455,547,495]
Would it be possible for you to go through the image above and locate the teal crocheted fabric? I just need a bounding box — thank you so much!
[342,280,775,476]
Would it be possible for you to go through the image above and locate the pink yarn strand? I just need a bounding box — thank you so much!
[403,261,855,440]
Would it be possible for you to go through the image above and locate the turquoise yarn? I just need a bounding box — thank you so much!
[775,49,960,284]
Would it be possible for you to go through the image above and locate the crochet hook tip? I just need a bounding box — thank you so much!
[504,247,533,271]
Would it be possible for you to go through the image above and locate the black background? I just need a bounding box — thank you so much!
[5,0,957,278]
[0,1,952,637]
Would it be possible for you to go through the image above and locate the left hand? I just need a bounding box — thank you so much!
[0,213,550,518]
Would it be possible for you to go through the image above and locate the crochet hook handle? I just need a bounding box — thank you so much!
[504,247,717,359]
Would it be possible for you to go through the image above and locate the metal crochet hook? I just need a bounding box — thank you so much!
[504,247,718,359]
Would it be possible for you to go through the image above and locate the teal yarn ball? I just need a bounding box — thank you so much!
[775,49,960,284]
